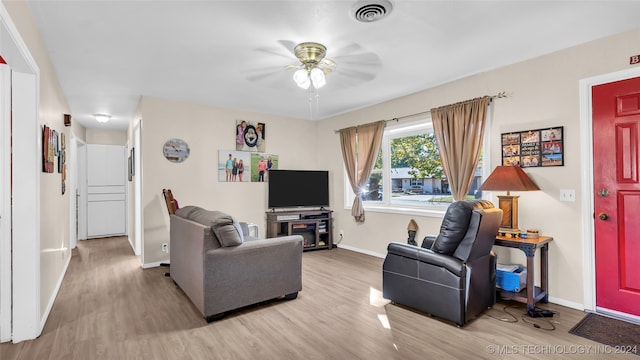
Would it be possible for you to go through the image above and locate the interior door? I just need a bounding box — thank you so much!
[87,144,127,237]
[592,76,640,317]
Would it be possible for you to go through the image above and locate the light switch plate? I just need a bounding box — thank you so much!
[560,189,576,202]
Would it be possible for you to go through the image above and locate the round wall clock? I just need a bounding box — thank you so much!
[163,138,190,163]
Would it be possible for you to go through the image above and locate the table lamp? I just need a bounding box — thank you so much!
[479,165,539,231]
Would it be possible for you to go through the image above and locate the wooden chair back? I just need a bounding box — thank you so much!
[163,188,177,215]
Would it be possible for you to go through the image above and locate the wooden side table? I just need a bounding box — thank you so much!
[493,235,553,311]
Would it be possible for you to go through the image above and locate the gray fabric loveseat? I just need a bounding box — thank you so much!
[170,206,303,322]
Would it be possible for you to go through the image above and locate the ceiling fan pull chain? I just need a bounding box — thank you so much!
[314,89,320,119]
[308,87,314,120]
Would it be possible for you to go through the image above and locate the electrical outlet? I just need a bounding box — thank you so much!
[559,189,576,202]
[339,229,344,237]
[162,243,168,253]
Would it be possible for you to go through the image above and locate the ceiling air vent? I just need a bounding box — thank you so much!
[351,0,393,23]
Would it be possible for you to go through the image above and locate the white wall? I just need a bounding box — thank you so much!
[136,96,319,266]
[2,0,82,340]
[86,128,127,146]
[317,27,640,308]
[126,102,143,258]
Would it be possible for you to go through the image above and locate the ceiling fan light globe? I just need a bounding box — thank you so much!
[298,79,311,89]
[293,69,311,89]
[310,67,326,88]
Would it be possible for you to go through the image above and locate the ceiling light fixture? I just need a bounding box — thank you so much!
[94,114,111,123]
[293,42,328,89]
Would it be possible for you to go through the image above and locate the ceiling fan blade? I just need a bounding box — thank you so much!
[243,64,290,81]
[321,58,336,67]
[332,52,381,67]
[253,47,295,60]
[277,40,297,56]
[325,42,382,74]
[246,72,282,82]
[330,43,363,56]
[251,40,299,61]
[334,68,376,82]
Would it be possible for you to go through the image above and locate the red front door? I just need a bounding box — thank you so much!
[592,76,640,316]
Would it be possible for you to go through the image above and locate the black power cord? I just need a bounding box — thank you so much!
[487,303,560,331]
[521,314,556,331]
[486,304,520,323]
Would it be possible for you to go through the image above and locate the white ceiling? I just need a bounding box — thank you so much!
[27,1,640,131]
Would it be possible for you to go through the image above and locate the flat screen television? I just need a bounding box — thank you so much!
[268,170,329,209]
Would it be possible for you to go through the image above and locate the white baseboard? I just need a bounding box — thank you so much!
[39,250,72,335]
[128,236,135,253]
[547,296,584,311]
[336,244,386,259]
[142,260,169,269]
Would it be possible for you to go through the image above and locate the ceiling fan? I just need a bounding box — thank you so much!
[287,42,335,89]
[245,40,381,90]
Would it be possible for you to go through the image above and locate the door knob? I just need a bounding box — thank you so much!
[598,212,609,221]
[598,189,609,197]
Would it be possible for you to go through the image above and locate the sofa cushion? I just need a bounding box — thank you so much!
[175,206,244,247]
[431,200,494,255]
[211,216,244,247]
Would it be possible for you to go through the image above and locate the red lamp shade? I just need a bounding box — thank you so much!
[479,166,539,230]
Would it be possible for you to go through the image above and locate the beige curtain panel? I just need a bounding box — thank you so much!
[340,121,385,222]
[431,96,490,201]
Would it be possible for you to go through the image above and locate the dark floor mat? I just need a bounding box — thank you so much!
[569,312,640,356]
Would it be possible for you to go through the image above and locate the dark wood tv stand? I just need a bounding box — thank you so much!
[266,209,333,251]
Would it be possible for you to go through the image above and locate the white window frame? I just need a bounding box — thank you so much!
[344,116,492,218]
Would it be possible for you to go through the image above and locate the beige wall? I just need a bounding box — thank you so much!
[9,0,638,316]
[86,128,127,145]
[317,28,640,307]
[132,28,640,307]
[3,0,77,317]
[137,96,319,265]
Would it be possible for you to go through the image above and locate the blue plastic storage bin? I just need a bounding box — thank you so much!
[496,266,527,292]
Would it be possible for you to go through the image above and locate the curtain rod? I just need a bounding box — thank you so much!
[333,91,508,134]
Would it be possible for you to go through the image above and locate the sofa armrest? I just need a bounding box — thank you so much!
[207,235,302,256]
[170,215,214,315]
[202,235,303,315]
[387,242,463,276]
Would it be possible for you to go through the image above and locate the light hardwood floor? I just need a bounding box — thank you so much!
[1,236,635,359]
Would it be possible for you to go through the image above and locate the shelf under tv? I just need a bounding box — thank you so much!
[265,209,333,251]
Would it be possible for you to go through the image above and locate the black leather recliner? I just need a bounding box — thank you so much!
[382,200,502,326]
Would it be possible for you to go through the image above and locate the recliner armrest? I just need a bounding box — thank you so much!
[421,235,436,249]
[387,242,463,276]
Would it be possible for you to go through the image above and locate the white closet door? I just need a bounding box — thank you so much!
[87,144,126,237]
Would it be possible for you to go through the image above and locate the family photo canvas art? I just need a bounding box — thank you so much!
[218,150,278,183]
[236,120,266,152]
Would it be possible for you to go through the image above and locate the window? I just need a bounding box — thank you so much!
[345,119,488,216]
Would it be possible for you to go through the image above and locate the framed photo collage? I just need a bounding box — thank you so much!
[502,126,564,167]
